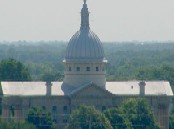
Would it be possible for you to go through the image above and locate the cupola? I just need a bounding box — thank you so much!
[63,0,107,89]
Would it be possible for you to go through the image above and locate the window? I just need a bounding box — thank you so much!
[115,106,118,108]
[10,105,15,117]
[86,67,90,71]
[52,106,58,122]
[63,118,68,123]
[102,106,106,111]
[63,106,68,111]
[76,67,80,71]
[53,106,57,110]
[63,106,68,114]
[42,106,46,110]
[68,67,71,71]
[96,67,99,71]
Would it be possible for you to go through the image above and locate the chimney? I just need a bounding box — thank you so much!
[46,81,52,96]
[139,81,146,96]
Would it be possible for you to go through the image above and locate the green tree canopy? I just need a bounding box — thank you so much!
[169,105,174,129]
[121,98,161,129]
[41,71,63,82]
[0,58,31,81]
[104,108,131,129]
[0,119,37,129]
[27,107,54,129]
[65,105,113,129]
[169,115,174,129]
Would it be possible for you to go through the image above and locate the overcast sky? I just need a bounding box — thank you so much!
[0,0,174,42]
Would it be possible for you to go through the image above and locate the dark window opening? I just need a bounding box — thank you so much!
[76,67,80,71]
[63,106,67,111]
[68,67,71,71]
[10,105,15,117]
[63,119,68,123]
[53,106,57,111]
[96,67,99,71]
[42,106,46,110]
[63,106,68,114]
[52,106,58,123]
[102,106,106,111]
[86,67,90,71]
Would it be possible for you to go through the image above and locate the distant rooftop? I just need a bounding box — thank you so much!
[1,81,173,96]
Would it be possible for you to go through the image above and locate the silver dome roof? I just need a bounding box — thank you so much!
[64,0,105,62]
[65,29,105,62]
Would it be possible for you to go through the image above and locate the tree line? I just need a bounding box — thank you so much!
[0,42,174,88]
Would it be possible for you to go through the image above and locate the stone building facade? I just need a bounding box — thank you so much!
[0,0,173,129]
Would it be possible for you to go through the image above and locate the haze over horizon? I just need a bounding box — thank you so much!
[0,0,174,42]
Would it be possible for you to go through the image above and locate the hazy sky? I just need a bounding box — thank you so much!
[0,0,174,42]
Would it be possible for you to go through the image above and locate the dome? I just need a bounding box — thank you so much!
[64,0,105,62]
[63,0,107,89]
[65,29,105,61]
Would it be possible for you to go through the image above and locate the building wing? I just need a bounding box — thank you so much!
[106,81,173,96]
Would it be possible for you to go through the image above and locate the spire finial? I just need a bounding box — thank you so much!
[81,0,89,30]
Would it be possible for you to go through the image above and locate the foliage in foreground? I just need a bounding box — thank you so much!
[27,107,54,129]
[104,108,131,129]
[66,99,161,129]
[0,119,37,129]
[121,98,161,129]
[169,115,174,129]
[65,105,113,129]
[169,107,174,129]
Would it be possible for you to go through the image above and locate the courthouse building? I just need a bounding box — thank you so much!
[0,0,173,129]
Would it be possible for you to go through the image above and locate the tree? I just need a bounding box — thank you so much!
[27,107,54,129]
[169,115,174,129]
[65,105,113,129]
[121,98,161,129]
[0,119,37,129]
[41,71,63,82]
[104,108,131,129]
[0,58,31,81]
[169,106,174,129]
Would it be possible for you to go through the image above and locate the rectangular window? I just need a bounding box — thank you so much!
[42,106,46,110]
[52,106,58,123]
[76,67,80,71]
[63,106,68,111]
[86,67,90,71]
[96,67,99,71]
[63,106,68,114]
[10,105,15,117]
[63,118,68,123]
[102,106,106,111]
[69,67,71,71]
